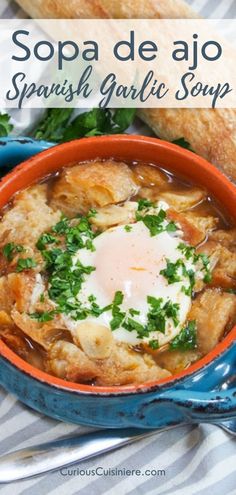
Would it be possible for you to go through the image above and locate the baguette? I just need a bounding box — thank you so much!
[15,0,236,181]
[15,0,198,19]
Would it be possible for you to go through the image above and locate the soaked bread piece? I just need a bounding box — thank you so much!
[0,185,61,248]
[46,338,171,385]
[50,161,138,216]
[197,241,236,289]
[47,340,99,383]
[91,202,137,231]
[158,188,206,212]
[11,310,66,351]
[154,349,200,374]
[184,212,218,235]
[189,289,236,354]
[132,163,168,188]
[209,229,236,250]
[167,209,206,246]
[95,342,171,386]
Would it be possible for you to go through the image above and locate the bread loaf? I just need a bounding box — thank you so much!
[15,0,198,19]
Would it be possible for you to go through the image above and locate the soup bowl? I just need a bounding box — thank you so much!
[0,135,236,428]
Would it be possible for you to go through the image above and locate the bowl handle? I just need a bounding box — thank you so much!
[0,137,54,170]
[153,385,236,422]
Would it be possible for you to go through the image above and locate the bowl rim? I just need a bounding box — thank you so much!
[0,133,236,396]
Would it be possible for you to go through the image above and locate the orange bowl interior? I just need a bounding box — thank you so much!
[0,134,236,395]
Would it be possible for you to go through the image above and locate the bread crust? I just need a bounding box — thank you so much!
[15,0,197,19]
[15,0,236,180]
[138,108,236,181]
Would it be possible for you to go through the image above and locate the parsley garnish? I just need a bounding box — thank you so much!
[137,198,155,211]
[226,288,236,295]
[177,243,212,289]
[129,308,140,316]
[124,225,132,232]
[172,138,193,152]
[169,320,197,351]
[123,318,148,338]
[166,221,177,233]
[16,257,37,272]
[136,202,177,237]
[139,210,166,236]
[30,311,56,323]
[160,259,183,284]
[36,233,59,251]
[147,296,180,334]
[2,242,25,262]
[110,291,126,330]
[148,339,159,350]
[0,112,13,137]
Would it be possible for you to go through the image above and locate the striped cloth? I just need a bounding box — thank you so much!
[0,1,236,494]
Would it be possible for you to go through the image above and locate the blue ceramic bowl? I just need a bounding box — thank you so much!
[0,136,236,428]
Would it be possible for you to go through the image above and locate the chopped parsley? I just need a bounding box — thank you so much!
[36,233,59,251]
[2,242,25,262]
[169,320,197,351]
[110,291,126,330]
[136,203,177,237]
[123,317,148,338]
[30,311,56,323]
[137,209,166,236]
[52,215,69,235]
[137,198,155,211]
[166,221,177,233]
[160,259,183,284]
[16,257,37,272]
[178,243,212,288]
[124,225,132,232]
[147,296,180,334]
[178,243,195,260]
[129,308,140,317]
[226,288,236,295]
[148,339,159,350]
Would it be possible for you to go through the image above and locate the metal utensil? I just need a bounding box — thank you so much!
[0,421,235,483]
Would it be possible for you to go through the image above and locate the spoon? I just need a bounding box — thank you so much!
[0,420,235,483]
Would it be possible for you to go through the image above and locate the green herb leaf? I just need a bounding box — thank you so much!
[166,221,177,233]
[137,198,155,211]
[112,108,136,132]
[29,311,56,323]
[59,108,136,142]
[226,288,236,295]
[172,138,193,152]
[160,259,183,284]
[0,113,13,137]
[123,317,147,338]
[141,210,166,236]
[169,320,197,351]
[36,233,59,251]
[2,242,24,261]
[33,109,73,141]
[16,257,37,272]
[148,339,159,350]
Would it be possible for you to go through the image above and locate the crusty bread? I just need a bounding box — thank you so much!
[15,0,236,181]
[138,108,236,182]
[15,0,198,19]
